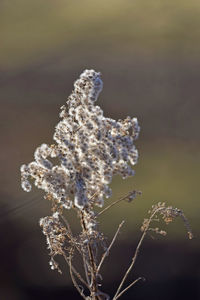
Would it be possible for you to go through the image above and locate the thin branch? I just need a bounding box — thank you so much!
[82,252,91,286]
[60,214,83,255]
[60,214,73,236]
[97,291,110,300]
[114,277,144,300]
[113,207,162,300]
[63,252,89,289]
[179,211,193,239]
[97,221,125,274]
[89,191,99,201]
[113,231,146,300]
[68,253,87,300]
[97,190,139,217]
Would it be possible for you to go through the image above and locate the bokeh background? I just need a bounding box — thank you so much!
[1,0,200,299]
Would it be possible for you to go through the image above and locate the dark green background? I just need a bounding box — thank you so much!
[0,1,199,299]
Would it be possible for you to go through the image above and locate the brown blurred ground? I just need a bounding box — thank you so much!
[0,1,200,299]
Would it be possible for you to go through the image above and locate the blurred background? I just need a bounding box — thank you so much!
[1,0,200,299]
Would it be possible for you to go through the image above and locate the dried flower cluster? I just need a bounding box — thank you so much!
[39,212,67,273]
[141,202,193,239]
[21,69,139,211]
[20,70,192,300]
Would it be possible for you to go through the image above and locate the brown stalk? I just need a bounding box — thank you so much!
[80,211,100,300]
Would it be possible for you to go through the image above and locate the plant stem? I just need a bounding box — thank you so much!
[113,208,162,300]
[97,221,125,274]
[114,277,143,300]
[97,191,137,217]
[80,211,100,300]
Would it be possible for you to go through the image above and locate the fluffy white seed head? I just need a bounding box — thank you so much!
[21,69,140,210]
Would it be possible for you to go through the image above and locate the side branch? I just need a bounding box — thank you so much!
[62,252,89,289]
[114,277,144,300]
[97,220,125,274]
[112,207,165,300]
[97,190,140,217]
[68,252,87,300]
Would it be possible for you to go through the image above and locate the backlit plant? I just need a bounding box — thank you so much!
[21,70,192,300]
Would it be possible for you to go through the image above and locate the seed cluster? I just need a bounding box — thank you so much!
[39,212,67,272]
[20,69,140,210]
[141,202,193,240]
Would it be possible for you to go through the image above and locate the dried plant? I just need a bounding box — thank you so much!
[20,70,192,300]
